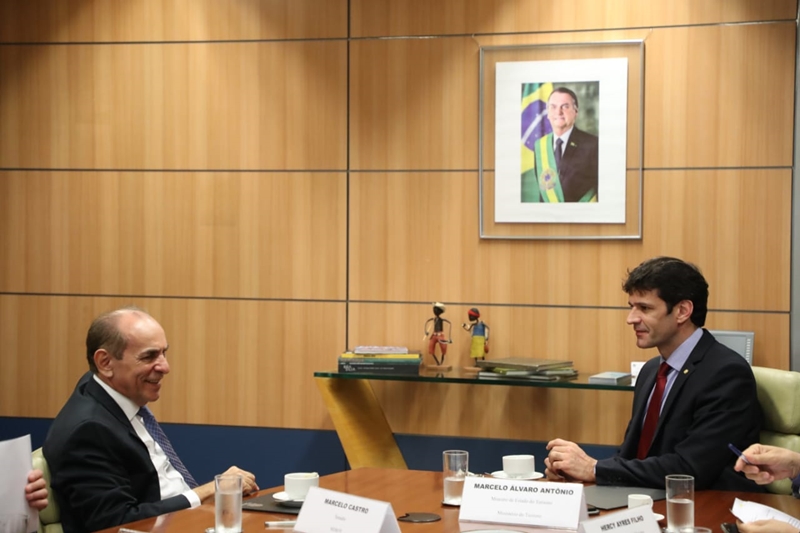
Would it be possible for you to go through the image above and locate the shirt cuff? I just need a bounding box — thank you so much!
[183,489,201,508]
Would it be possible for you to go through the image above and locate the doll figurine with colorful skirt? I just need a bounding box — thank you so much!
[462,308,489,366]
[423,302,452,368]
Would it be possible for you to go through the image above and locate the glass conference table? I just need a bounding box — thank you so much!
[94,468,800,533]
[313,368,634,470]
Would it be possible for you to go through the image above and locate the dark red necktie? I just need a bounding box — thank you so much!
[637,362,670,460]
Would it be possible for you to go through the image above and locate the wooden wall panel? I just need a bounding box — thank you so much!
[0,42,347,170]
[351,0,796,38]
[0,295,342,430]
[349,303,788,443]
[349,170,790,311]
[645,23,796,168]
[350,38,478,170]
[0,172,347,300]
[642,170,791,313]
[0,0,348,43]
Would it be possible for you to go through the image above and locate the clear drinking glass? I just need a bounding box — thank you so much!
[443,450,469,505]
[666,474,694,531]
[215,474,243,533]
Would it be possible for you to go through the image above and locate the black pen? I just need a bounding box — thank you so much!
[728,443,752,465]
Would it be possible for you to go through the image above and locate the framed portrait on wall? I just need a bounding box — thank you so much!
[478,40,645,240]
[494,58,627,223]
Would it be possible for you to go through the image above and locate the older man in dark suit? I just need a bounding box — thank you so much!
[544,257,762,491]
[43,307,259,533]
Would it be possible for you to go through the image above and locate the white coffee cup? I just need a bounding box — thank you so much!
[284,472,319,500]
[502,454,536,478]
[628,493,654,509]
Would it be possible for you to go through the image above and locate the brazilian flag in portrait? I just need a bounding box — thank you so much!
[521,82,569,203]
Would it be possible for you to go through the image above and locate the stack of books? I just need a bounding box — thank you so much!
[588,371,632,385]
[475,357,577,382]
[337,346,422,375]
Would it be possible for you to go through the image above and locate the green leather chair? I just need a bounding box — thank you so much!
[751,366,800,494]
[31,447,62,533]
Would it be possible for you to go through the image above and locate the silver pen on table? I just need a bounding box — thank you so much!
[265,520,297,528]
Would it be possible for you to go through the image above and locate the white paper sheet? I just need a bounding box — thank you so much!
[0,434,38,533]
[731,498,800,529]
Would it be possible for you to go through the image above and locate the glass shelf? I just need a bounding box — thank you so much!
[314,367,634,391]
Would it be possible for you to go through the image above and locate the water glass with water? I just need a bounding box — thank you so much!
[215,474,243,533]
[666,474,694,531]
[443,450,468,505]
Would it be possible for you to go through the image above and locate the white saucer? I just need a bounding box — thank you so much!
[653,513,664,521]
[490,470,544,480]
[272,491,304,503]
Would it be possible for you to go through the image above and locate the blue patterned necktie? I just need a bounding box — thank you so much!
[138,406,198,488]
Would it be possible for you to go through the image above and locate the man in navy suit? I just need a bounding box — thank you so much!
[44,307,259,533]
[544,257,762,490]
[534,87,599,202]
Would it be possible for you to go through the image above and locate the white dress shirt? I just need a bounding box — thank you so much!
[93,375,200,508]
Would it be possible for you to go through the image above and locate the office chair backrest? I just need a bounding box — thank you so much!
[751,366,800,495]
[31,447,63,533]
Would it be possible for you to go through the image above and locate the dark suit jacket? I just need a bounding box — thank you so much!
[595,330,762,491]
[43,372,191,533]
[557,127,598,202]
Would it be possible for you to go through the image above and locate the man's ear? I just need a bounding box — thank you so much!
[674,300,694,325]
[94,349,114,377]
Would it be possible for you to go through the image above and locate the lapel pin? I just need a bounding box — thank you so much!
[683,369,688,374]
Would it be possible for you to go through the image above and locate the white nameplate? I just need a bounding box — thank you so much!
[294,486,401,533]
[579,505,661,533]
[459,476,588,529]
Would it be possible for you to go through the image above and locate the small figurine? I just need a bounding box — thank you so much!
[462,308,489,367]
[423,302,452,368]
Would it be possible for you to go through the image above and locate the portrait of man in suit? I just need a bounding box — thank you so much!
[497,58,628,225]
[522,85,599,203]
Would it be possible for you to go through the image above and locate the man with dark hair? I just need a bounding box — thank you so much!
[532,87,599,203]
[44,307,259,533]
[545,257,762,490]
